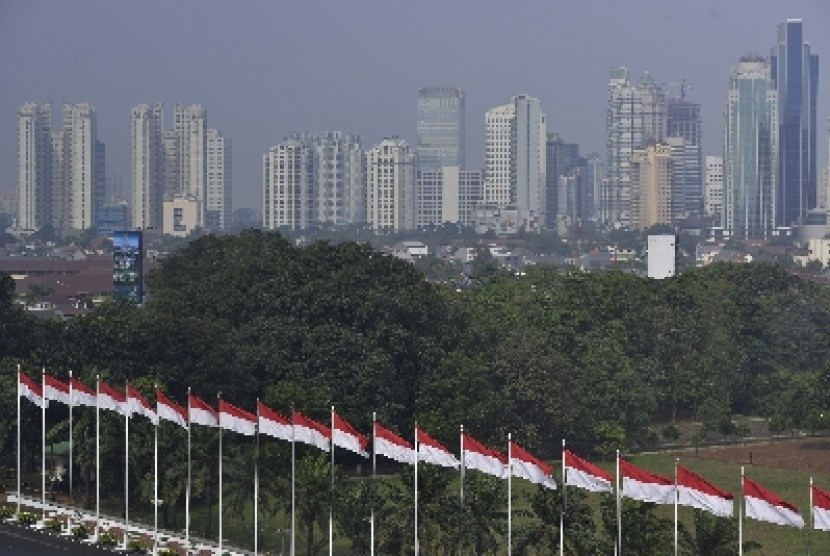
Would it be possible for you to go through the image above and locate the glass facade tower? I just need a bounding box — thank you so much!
[771,19,819,228]
[416,87,465,174]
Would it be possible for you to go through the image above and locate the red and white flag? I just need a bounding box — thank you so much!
[70,377,97,407]
[812,483,830,531]
[677,465,733,517]
[510,441,556,489]
[564,450,613,493]
[416,427,459,468]
[332,410,368,457]
[156,389,187,429]
[44,374,70,405]
[462,433,507,479]
[126,385,158,424]
[18,371,46,408]
[189,394,218,427]
[219,399,257,436]
[257,401,292,442]
[293,410,331,452]
[98,381,128,416]
[620,458,675,505]
[744,476,804,528]
[374,422,415,465]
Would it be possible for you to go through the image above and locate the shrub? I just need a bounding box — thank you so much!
[0,506,14,520]
[44,517,63,532]
[97,530,118,547]
[127,537,149,554]
[17,511,36,526]
[72,523,90,540]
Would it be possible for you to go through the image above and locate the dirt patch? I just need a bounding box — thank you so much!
[688,437,830,475]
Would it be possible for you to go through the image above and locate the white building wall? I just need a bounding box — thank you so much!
[17,102,52,231]
[262,139,314,230]
[647,234,676,279]
[131,104,164,230]
[704,156,724,223]
[206,129,232,231]
[63,103,98,231]
[366,138,415,231]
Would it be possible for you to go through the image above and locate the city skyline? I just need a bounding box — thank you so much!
[1,1,829,212]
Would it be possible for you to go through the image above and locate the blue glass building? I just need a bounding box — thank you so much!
[416,87,465,175]
[771,19,819,228]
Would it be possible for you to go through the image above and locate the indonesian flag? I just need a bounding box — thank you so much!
[332,411,369,457]
[744,476,804,528]
[18,371,46,408]
[374,422,415,465]
[218,399,257,436]
[462,433,507,479]
[510,441,556,489]
[98,381,128,416]
[293,410,331,452]
[257,401,292,442]
[812,484,830,531]
[620,458,675,505]
[156,389,187,429]
[126,385,158,424]
[677,465,733,517]
[416,427,459,468]
[564,450,613,493]
[70,378,97,407]
[189,394,218,427]
[44,374,70,405]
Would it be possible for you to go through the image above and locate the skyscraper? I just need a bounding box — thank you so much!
[704,155,724,224]
[311,132,364,226]
[206,129,232,231]
[62,103,104,232]
[130,104,164,230]
[366,138,415,231]
[771,18,819,228]
[605,69,668,227]
[17,102,52,231]
[416,87,465,174]
[171,104,207,225]
[629,143,674,230]
[666,95,703,216]
[723,54,778,238]
[262,137,314,230]
[484,94,546,230]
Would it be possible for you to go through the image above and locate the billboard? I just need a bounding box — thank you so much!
[113,230,143,302]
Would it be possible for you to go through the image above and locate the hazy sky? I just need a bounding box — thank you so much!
[2,1,829,211]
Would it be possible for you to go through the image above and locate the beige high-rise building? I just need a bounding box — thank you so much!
[366,138,415,231]
[206,129,232,231]
[130,104,164,230]
[629,143,674,230]
[17,102,52,231]
[262,138,314,230]
[171,104,207,226]
[62,103,104,232]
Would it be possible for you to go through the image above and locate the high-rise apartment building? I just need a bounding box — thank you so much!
[629,143,674,230]
[206,129,232,231]
[312,132,364,226]
[417,87,465,174]
[17,102,52,230]
[484,95,546,230]
[605,69,669,227]
[416,167,483,227]
[130,104,164,230]
[723,54,778,238]
[704,156,724,224]
[262,138,314,230]
[62,103,104,232]
[771,19,819,228]
[171,104,207,225]
[366,138,415,231]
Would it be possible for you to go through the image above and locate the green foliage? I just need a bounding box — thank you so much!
[72,523,90,540]
[44,517,62,532]
[0,506,12,520]
[17,511,36,526]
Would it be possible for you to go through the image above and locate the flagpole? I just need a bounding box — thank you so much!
[153,385,159,556]
[616,449,621,556]
[329,406,334,556]
[125,381,130,551]
[560,439,565,556]
[459,424,465,505]
[414,422,419,556]
[809,476,814,556]
[254,399,259,556]
[291,406,296,556]
[370,412,376,556]
[186,387,191,551]
[95,375,100,542]
[218,392,223,555]
[41,368,46,524]
[739,465,744,556]
[16,365,21,518]
[69,370,73,509]
[507,432,512,556]
[673,458,678,556]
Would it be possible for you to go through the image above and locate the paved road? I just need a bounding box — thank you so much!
[0,522,114,555]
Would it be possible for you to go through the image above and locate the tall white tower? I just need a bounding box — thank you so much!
[262,138,314,230]
[62,103,102,232]
[366,138,416,231]
[206,129,232,231]
[131,104,164,230]
[17,102,52,231]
